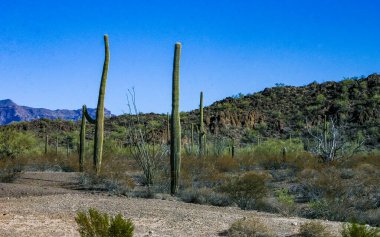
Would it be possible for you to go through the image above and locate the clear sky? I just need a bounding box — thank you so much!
[0,0,379,115]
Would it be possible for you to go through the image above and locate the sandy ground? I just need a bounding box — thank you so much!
[0,172,343,237]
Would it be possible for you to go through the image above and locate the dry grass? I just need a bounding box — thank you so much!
[299,221,333,237]
[225,218,274,237]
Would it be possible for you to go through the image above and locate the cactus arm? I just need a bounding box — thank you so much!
[170,42,181,195]
[83,105,96,124]
[93,34,110,174]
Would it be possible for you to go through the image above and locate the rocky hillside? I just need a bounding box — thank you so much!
[2,74,380,148]
[0,99,112,125]
[189,73,380,146]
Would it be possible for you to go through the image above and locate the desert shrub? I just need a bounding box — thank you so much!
[275,189,295,216]
[341,222,380,237]
[307,199,331,219]
[270,169,296,182]
[180,155,224,189]
[238,139,311,171]
[75,208,134,237]
[77,172,133,195]
[215,156,239,172]
[340,168,355,179]
[179,187,232,206]
[226,218,274,237]
[357,208,380,227]
[299,221,332,237]
[220,172,269,209]
[0,130,37,158]
[0,166,22,183]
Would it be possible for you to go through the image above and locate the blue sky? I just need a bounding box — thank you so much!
[0,0,379,115]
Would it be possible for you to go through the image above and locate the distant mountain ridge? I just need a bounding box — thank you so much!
[0,99,112,125]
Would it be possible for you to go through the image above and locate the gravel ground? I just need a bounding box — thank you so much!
[0,172,343,237]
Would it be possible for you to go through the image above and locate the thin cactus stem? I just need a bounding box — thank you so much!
[199,91,204,157]
[79,105,86,172]
[45,134,49,154]
[282,147,287,162]
[55,135,59,155]
[166,113,170,145]
[324,115,328,147]
[231,138,235,158]
[66,136,70,157]
[170,42,181,195]
[191,123,194,154]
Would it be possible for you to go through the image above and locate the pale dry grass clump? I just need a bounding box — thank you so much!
[226,218,274,237]
[299,221,334,237]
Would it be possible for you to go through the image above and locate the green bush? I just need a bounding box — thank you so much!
[220,172,269,209]
[342,222,380,237]
[75,208,134,237]
[0,130,37,158]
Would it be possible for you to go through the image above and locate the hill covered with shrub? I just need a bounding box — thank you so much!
[2,74,380,149]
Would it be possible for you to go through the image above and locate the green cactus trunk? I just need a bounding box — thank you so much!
[166,113,170,145]
[199,91,205,157]
[45,134,48,154]
[191,123,194,154]
[79,105,86,172]
[324,115,328,147]
[231,139,235,158]
[282,147,287,162]
[93,34,109,174]
[170,42,181,195]
[79,35,109,175]
[55,135,59,155]
[66,136,70,157]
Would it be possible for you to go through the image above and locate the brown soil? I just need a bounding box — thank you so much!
[0,172,343,237]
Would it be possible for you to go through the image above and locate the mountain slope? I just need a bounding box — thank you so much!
[0,99,112,125]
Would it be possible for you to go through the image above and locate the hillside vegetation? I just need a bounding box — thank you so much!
[1,74,379,230]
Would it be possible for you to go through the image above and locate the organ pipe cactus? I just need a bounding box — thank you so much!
[80,35,110,175]
[170,42,181,195]
[199,91,205,157]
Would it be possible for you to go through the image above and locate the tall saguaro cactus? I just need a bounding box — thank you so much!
[80,35,110,175]
[199,91,205,157]
[170,42,181,195]
[166,113,170,145]
[79,105,86,172]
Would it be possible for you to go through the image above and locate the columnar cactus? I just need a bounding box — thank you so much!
[55,135,59,155]
[45,134,49,154]
[231,139,235,158]
[191,123,194,154]
[199,91,205,157]
[79,105,86,172]
[170,42,181,195]
[80,35,110,175]
[166,113,170,145]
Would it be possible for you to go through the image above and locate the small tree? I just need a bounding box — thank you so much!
[307,116,364,162]
[125,88,168,186]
